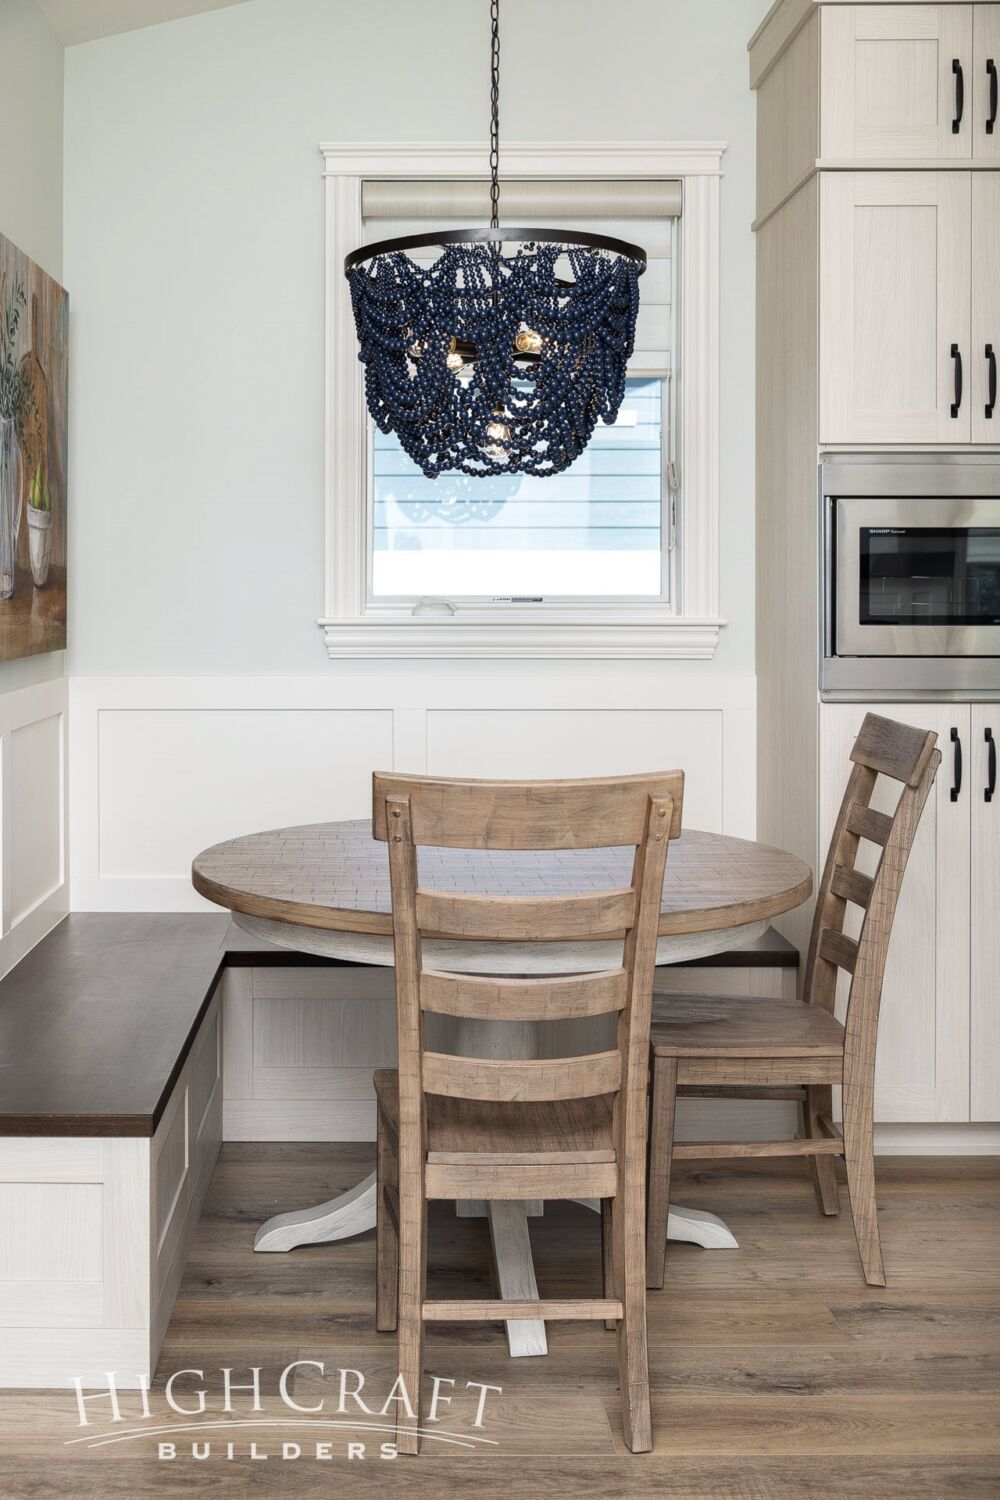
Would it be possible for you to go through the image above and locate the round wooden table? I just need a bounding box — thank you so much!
[193,819,811,1355]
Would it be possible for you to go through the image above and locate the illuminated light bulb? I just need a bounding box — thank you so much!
[515,327,543,355]
[483,442,509,464]
[486,418,511,443]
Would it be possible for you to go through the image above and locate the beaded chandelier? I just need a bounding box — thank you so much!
[344,0,646,479]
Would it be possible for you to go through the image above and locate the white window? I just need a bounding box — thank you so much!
[320,143,724,659]
[371,373,669,601]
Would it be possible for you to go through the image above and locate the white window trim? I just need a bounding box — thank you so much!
[319,140,726,660]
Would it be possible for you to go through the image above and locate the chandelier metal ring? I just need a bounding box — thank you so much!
[344,226,647,276]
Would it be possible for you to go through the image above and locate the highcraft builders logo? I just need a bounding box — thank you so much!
[65,1364,503,1461]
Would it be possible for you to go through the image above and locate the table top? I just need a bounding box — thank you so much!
[192,820,812,939]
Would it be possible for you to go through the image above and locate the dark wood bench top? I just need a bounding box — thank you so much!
[0,916,799,1137]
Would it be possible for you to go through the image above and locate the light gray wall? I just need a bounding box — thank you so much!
[64,0,768,675]
[0,0,64,694]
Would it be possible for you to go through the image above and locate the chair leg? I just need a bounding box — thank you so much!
[803,1084,840,1217]
[613,1171,652,1454]
[375,1107,399,1333]
[645,1055,677,1291]
[842,1073,885,1288]
[601,1198,616,1329]
[396,1185,427,1455]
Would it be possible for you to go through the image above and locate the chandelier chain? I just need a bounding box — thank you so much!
[489,0,500,230]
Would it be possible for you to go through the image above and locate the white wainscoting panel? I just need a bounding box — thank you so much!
[70,674,756,910]
[0,675,68,977]
[428,710,723,831]
[9,713,63,927]
[97,708,393,881]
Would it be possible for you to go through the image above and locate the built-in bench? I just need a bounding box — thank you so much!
[0,914,798,1387]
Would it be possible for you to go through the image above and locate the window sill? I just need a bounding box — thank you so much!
[319,610,725,660]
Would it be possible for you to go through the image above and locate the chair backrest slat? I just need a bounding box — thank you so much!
[830,866,874,910]
[373,771,684,848]
[845,804,893,846]
[422,1050,622,1103]
[375,770,683,1156]
[818,928,859,975]
[421,968,627,1022]
[415,888,636,941]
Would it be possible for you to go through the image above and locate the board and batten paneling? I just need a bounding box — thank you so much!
[0,674,67,979]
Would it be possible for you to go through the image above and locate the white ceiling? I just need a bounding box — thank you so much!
[37,0,252,46]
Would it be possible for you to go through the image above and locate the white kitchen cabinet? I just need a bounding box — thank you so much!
[971,703,1000,1119]
[974,5,1000,161]
[972,171,1000,440]
[820,171,972,443]
[821,4,974,161]
[820,703,974,1122]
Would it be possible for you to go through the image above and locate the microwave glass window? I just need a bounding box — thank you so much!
[860,527,1000,626]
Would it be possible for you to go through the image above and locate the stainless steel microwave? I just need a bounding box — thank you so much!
[821,456,1000,700]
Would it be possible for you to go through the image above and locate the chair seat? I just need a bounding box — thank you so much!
[650,993,846,1058]
[374,1069,616,1165]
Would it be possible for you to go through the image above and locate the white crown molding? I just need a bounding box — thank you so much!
[319,139,725,661]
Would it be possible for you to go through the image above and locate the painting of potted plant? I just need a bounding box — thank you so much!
[27,463,52,587]
[0,232,68,661]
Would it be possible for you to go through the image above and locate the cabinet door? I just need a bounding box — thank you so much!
[820,171,972,442]
[821,5,973,161]
[973,4,1000,160]
[972,172,1000,442]
[971,704,1000,1121]
[819,704,970,1122]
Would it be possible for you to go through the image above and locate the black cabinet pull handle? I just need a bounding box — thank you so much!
[986,728,996,804]
[987,344,997,419]
[951,726,963,802]
[951,344,963,417]
[953,58,965,131]
[988,59,998,134]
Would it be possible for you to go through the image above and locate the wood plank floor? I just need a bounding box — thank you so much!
[1,1146,997,1497]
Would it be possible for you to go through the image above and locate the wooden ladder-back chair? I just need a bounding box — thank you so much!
[371,770,684,1455]
[646,713,940,1291]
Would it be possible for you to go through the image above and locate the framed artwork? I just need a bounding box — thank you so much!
[0,232,68,661]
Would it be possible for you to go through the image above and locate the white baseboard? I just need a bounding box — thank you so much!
[874,1123,1000,1155]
